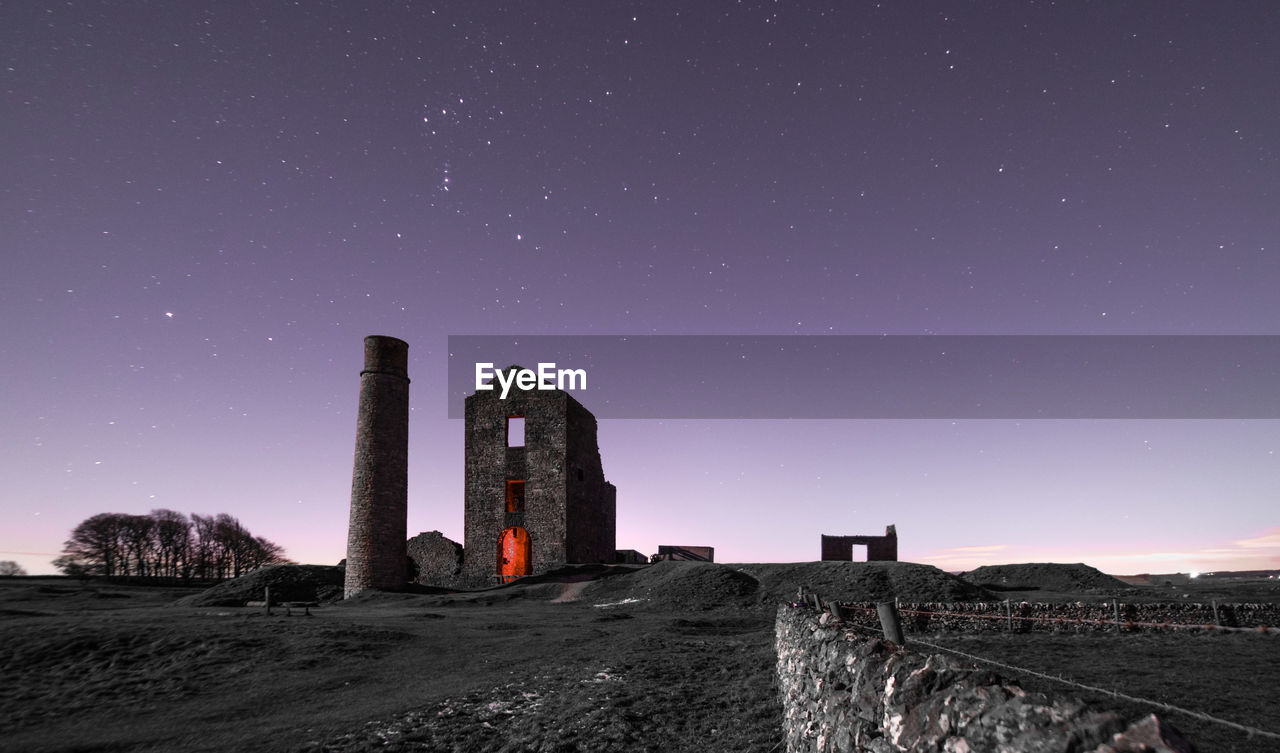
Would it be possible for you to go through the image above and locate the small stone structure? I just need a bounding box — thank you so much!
[652,545,714,562]
[343,336,410,598]
[776,605,1195,752]
[406,530,463,585]
[462,365,616,585]
[820,525,897,562]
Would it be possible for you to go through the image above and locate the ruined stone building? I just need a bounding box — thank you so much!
[342,341,619,595]
[461,366,617,585]
[820,525,898,562]
[652,545,715,562]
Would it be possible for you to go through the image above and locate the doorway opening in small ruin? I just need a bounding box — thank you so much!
[498,526,531,581]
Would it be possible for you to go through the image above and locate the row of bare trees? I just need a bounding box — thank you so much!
[55,510,289,580]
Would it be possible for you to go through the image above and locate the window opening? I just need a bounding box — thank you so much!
[505,480,526,513]
[506,415,525,447]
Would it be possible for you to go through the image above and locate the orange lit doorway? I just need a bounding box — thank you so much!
[498,526,531,581]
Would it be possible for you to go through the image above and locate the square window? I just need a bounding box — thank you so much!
[506,416,525,447]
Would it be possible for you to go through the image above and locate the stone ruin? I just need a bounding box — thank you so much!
[343,342,617,595]
[652,545,715,562]
[820,525,897,562]
[614,549,648,565]
[459,365,617,585]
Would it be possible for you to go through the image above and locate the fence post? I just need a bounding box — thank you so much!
[264,585,271,616]
[878,601,905,646]
[1212,600,1220,626]
[1114,601,1121,632]
[831,601,845,621]
[809,593,822,610]
[1005,599,1012,632]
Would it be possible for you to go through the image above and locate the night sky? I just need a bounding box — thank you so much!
[3,2,1277,576]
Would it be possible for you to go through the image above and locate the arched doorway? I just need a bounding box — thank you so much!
[497,526,531,581]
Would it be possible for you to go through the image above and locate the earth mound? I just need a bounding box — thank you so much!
[961,562,1129,592]
[584,560,759,610]
[737,561,995,604]
[173,564,344,607]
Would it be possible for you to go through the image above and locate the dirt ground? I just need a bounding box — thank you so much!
[2,564,1277,753]
[1,573,781,753]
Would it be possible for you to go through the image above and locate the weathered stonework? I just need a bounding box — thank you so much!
[822,525,897,562]
[462,366,616,586]
[776,605,1195,753]
[407,530,463,585]
[343,336,410,598]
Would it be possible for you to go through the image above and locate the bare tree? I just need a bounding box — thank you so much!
[119,514,156,577]
[61,513,126,577]
[55,510,289,580]
[0,561,27,576]
[151,508,192,578]
[190,513,218,580]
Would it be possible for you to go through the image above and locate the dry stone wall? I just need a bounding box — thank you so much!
[834,600,1280,633]
[775,604,1195,753]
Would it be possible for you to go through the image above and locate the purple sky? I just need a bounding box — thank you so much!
[3,2,1277,576]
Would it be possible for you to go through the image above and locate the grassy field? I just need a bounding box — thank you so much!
[2,567,1276,752]
[921,630,1279,753]
[0,577,780,753]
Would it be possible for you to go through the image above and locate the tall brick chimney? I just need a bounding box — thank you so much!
[344,335,410,598]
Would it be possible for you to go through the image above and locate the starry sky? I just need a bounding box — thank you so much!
[3,2,1278,576]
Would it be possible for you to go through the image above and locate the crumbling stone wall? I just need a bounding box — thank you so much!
[653,545,715,562]
[615,549,647,565]
[821,526,897,562]
[776,605,1195,752]
[407,530,463,586]
[564,395,616,564]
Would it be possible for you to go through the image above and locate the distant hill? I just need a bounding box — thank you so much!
[173,564,344,607]
[961,563,1128,592]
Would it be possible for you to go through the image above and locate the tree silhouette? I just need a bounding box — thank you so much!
[0,561,27,577]
[55,511,290,580]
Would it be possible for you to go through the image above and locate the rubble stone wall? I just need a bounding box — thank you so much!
[775,605,1194,753]
[407,530,463,586]
[834,600,1280,633]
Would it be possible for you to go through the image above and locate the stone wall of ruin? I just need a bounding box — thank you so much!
[407,530,463,586]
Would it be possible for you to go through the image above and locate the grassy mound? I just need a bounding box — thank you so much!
[584,560,759,610]
[737,561,995,603]
[961,562,1129,592]
[173,564,344,607]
